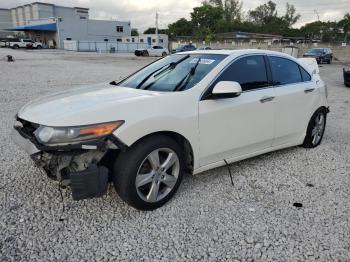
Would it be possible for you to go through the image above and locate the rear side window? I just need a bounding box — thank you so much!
[214,55,268,92]
[299,66,311,81]
[269,56,302,85]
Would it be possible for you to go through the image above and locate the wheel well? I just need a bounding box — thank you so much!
[132,131,194,174]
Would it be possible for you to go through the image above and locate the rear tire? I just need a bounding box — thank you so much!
[13,45,19,49]
[113,135,185,210]
[162,52,167,57]
[37,45,42,49]
[143,51,149,57]
[302,108,327,148]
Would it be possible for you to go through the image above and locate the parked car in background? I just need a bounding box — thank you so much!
[12,49,329,210]
[172,44,196,53]
[303,48,333,64]
[0,40,6,48]
[8,39,43,49]
[198,46,212,50]
[24,39,43,49]
[344,68,350,87]
[134,46,169,57]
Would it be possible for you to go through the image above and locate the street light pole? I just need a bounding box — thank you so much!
[314,10,320,21]
[155,12,159,45]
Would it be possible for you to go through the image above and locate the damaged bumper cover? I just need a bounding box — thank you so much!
[11,119,127,200]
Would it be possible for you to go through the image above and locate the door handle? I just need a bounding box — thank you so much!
[260,96,275,103]
[304,88,315,93]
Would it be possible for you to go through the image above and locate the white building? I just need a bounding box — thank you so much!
[0,8,13,37]
[5,2,131,48]
[122,34,169,48]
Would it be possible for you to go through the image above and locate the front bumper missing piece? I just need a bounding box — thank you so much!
[11,123,127,200]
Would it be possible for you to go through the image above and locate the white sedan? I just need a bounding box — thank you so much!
[134,45,169,57]
[12,49,329,210]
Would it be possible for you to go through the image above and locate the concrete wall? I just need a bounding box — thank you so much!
[54,6,77,19]
[57,18,131,48]
[0,9,12,31]
[10,9,17,26]
[63,40,149,53]
[122,34,169,48]
[11,3,86,27]
[35,3,54,20]
[16,7,24,25]
[24,5,32,22]
[171,41,350,64]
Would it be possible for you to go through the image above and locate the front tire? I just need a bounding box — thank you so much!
[302,108,327,148]
[113,135,184,210]
[143,51,149,57]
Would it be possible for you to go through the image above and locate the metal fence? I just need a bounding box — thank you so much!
[63,40,149,53]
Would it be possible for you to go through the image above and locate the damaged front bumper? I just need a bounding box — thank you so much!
[11,118,126,200]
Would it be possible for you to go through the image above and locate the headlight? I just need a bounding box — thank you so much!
[34,121,124,145]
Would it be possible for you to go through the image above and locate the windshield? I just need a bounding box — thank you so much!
[309,48,324,54]
[119,54,227,92]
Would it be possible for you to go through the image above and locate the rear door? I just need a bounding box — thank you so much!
[268,56,318,146]
[198,55,275,166]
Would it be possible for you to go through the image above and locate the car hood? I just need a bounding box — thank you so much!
[17,83,163,127]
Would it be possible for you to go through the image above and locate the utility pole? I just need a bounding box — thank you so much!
[314,10,320,21]
[155,12,159,44]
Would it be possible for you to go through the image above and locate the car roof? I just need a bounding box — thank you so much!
[178,49,294,58]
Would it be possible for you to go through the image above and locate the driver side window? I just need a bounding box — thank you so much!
[214,55,269,92]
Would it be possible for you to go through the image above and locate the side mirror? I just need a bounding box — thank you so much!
[210,81,242,99]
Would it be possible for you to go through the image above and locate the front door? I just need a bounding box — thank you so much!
[199,55,275,166]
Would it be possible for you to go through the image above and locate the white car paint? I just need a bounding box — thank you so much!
[137,46,169,57]
[16,49,328,175]
[9,39,43,48]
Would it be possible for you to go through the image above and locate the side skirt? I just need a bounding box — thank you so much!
[193,142,300,175]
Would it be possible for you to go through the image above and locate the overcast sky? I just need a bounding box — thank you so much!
[1,0,349,31]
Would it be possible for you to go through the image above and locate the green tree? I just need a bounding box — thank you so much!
[168,18,194,38]
[207,0,242,22]
[283,3,301,27]
[190,4,224,39]
[338,13,350,41]
[131,28,139,36]
[301,21,342,42]
[143,28,168,34]
[248,1,277,25]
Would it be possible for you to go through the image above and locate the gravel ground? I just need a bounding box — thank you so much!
[0,48,349,261]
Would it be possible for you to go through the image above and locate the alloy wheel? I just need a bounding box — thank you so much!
[135,148,180,203]
[311,112,325,145]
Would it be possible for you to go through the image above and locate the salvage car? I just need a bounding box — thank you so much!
[12,49,329,210]
[303,48,333,64]
[134,45,169,57]
[344,67,350,87]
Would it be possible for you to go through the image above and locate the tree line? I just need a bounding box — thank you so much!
[160,0,350,42]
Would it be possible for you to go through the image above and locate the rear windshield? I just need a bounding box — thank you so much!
[119,54,227,92]
[309,48,324,54]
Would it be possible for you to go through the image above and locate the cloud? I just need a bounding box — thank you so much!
[1,0,348,31]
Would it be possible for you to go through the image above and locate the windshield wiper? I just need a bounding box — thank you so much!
[173,58,201,92]
[137,55,190,90]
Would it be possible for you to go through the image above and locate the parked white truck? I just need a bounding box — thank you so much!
[8,39,43,49]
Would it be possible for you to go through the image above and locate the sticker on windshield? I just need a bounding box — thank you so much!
[189,58,215,65]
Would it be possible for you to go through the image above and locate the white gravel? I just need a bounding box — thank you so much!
[0,48,349,261]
